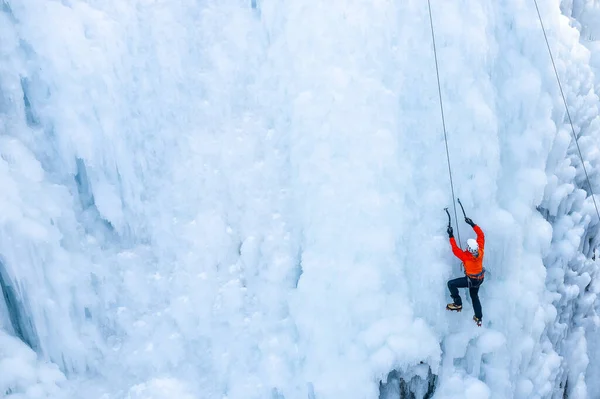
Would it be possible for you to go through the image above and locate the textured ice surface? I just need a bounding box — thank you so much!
[0,0,600,398]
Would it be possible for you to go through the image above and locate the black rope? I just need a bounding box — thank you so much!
[427,0,462,246]
[533,0,600,227]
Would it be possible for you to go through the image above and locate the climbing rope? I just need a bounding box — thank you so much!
[427,0,462,247]
[533,0,600,228]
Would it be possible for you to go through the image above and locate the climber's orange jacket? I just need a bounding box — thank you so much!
[450,225,485,277]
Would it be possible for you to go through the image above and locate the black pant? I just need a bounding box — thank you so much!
[447,276,483,320]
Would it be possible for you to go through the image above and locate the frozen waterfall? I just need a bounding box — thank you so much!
[1,0,600,398]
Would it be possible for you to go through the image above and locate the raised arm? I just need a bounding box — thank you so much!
[465,217,485,250]
[473,225,485,250]
[449,237,468,262]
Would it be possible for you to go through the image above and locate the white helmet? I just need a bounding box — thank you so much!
[466,239,479,255]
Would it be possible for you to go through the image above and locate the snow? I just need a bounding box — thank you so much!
[0,0,599,398]
[0,331,66,398]
[124,378,196,399]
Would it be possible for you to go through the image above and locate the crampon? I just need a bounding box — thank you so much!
[446,303,462,312]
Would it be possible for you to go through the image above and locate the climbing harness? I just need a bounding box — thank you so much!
[533,0,600,229]
[468,271,485,281]
[427,0,462,248]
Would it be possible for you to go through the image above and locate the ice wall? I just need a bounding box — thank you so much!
[0,0,599,398]
[560,1,600,397]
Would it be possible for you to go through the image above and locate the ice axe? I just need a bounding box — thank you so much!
[444,207,451,228]
[444,206,465,274]
[457,198,467,219]
[457,198,476,227]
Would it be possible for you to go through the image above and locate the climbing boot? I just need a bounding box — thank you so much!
[473,316,482,327]
[446,303,462,312]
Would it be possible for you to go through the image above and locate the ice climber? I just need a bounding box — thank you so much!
[446,216,485,326]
